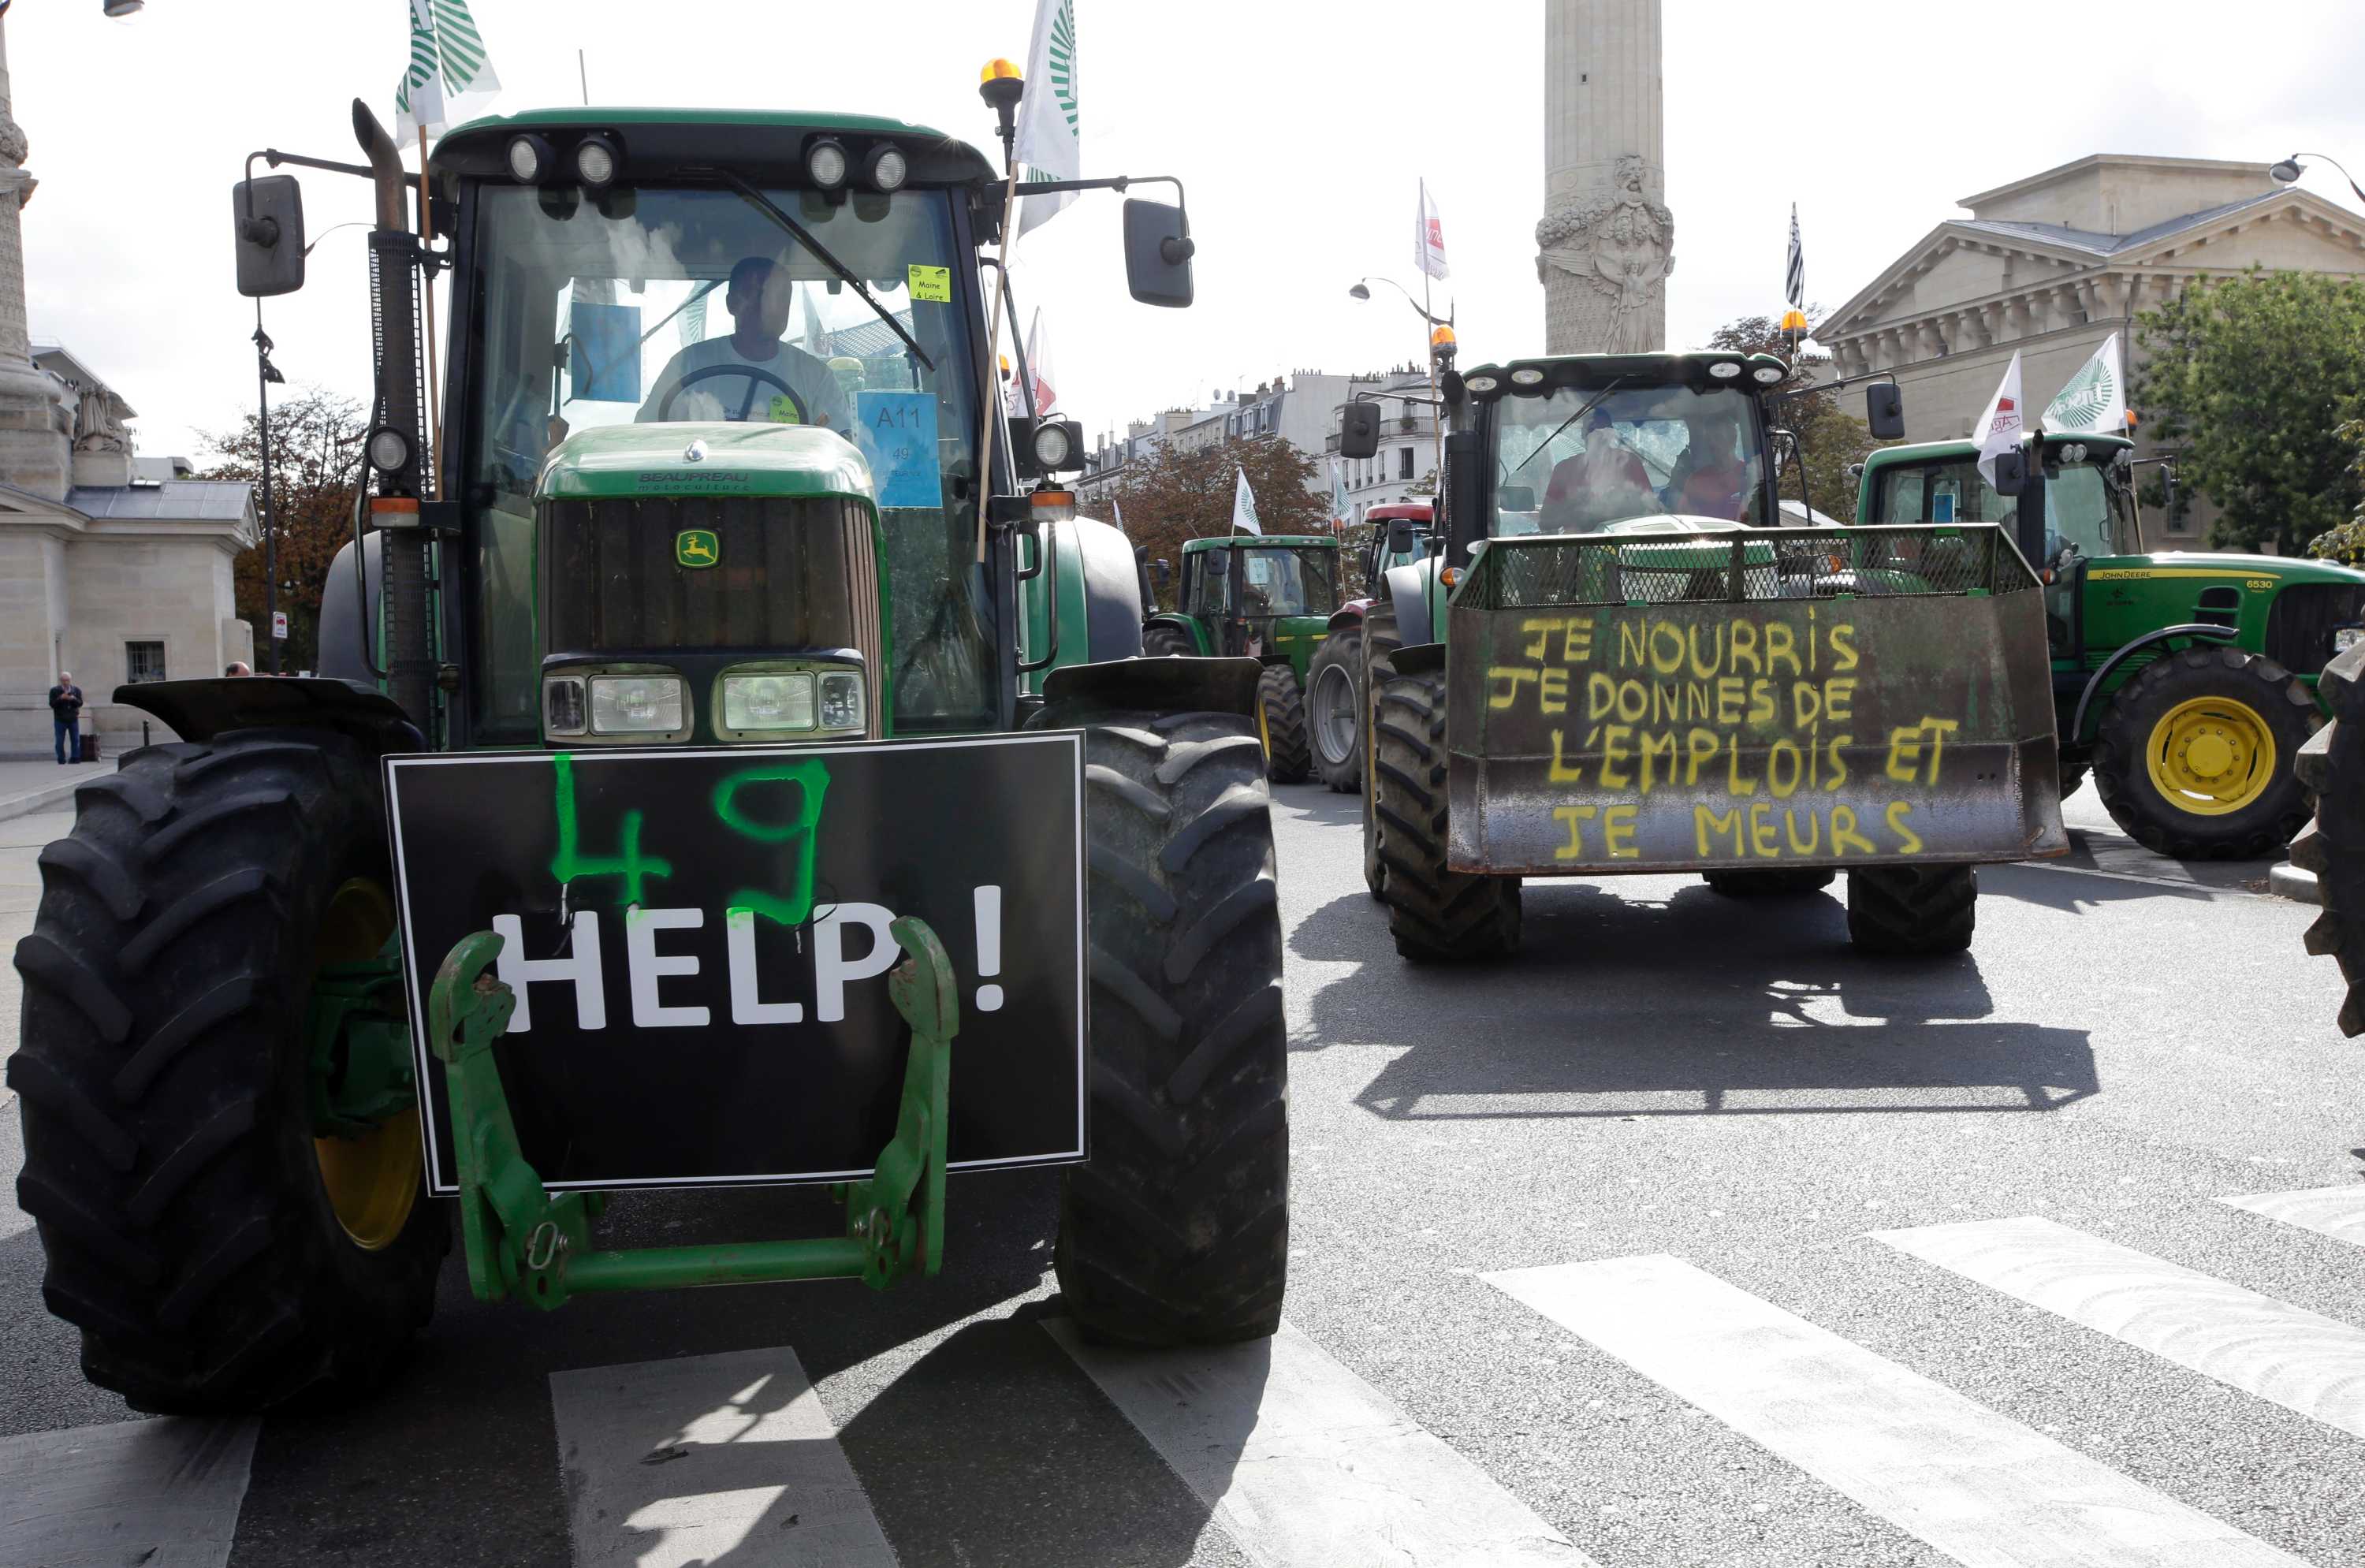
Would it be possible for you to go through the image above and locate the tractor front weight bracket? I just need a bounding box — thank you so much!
[426,916,960,1309]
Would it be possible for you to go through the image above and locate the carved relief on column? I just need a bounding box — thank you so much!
[1536,154,1676,354]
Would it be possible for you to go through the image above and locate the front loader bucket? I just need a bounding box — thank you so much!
[1443,525,2067,874]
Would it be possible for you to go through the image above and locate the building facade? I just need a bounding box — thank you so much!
[1325,368,1439,524]
[1814,155,2365,549]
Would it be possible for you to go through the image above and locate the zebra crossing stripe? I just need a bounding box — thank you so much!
[547,1346,894,1567]
[1875,1216,2365,1443]
[0,1416,257,1568]
[1487,1254,2308,1568]
[1046,1317,1596,1566]
[2220,1185,2365,1248]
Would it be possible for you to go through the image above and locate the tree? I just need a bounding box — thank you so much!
[2307,418,2365,565]
[2133,268,2365,555]
[199,388,369,672]
[1107,432,1331,579]
[1706,313,1887,523]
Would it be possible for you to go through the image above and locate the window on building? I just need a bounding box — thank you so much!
[125,641,166,683]
[1399,446,1415,480]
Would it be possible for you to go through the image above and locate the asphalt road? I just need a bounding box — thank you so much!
[2,781,2359,1568]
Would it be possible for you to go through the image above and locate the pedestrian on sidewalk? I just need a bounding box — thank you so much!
[47,672,83,765]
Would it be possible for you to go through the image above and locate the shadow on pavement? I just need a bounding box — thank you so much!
[1291,876,2097,1124]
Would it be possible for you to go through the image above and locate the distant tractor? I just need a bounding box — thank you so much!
[1144,535,1343,782]
[1342,345,2067,959]
[1309,501,1436,791]
[9,79,1295,1417]
[1857,433,2365,858]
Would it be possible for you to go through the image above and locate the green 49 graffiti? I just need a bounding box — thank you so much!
[549,751,832,925]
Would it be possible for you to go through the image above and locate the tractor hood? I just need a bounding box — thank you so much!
[2128,550,2365,588]
[537,423,876,506]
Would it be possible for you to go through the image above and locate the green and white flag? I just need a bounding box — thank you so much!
[396,0,501,141]
[2042,332,2128,437]
[1231,466,1261,535]
[1013,0,1079,237]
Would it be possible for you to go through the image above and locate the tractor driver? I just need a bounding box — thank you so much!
[1667,405,1754,522]
[637,255,853,430]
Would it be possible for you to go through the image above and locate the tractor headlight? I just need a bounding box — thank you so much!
[818,671,864,732]
[507,133,553,184]
[366,426,412,475]
[543,675,587,736]
[2335,626,2363,655]
[861,142,909,192]
[721,672,816,732]
[574,134,620,190]
[1030,420,1074,469]
[806,138,849,191]
[589,674,685,735]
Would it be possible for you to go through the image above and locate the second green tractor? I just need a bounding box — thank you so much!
[1145,535,1342,782]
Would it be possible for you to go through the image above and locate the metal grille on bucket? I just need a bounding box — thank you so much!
[1463,526,2035,610]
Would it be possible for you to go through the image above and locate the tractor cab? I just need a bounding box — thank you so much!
[1164,537,1340,657]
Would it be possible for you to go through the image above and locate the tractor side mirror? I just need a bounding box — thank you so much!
[1121,199,1194,308]
[1865,382,1905,441]
[1497,484,1536,513]
[1339,401,1382,460]
[1990,448,2028,497]
[232,174,307,298]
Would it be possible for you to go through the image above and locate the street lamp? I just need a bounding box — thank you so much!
[1348,275,1451,330]
[2269,152,2365,207]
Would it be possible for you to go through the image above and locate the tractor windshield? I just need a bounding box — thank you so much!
[1495,383,1764,535]
[2040,455,2135,564]
[1238,548,1339,617]
[462,183,993,742]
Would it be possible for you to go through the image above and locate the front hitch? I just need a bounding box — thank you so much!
[426,917,960,1307]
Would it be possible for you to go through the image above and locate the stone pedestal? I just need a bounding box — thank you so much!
[1536,0,1674,355]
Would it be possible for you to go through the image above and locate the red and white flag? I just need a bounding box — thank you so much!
[1972,351,2023,488]
[1022,307,1057,415]
[1413,178,1449,281]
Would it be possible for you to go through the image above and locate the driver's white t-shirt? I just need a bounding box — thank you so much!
[636,337,851,430]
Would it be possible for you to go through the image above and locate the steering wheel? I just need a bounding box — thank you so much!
[659,363,807,424]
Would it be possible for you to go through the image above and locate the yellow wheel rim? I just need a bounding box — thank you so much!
[311,877,420,1251]
[2143,695,2276,817]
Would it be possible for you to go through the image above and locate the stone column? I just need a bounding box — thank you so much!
[0,17,69,503]
[1535,0,1673,354]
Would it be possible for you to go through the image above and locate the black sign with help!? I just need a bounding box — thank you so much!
[384,733,1086,1193]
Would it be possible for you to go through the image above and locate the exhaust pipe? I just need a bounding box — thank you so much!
[351,99,434,733]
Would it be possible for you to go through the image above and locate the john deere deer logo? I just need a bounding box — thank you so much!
[676,529,719,568]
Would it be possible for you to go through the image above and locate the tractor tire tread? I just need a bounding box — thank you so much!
[1257,665,1313,784]
[11,728,446,1414]
[1046,707,1288,1346]
[1845,864,1977,955]
[2092,644,2317,860]
[1369,667,1520,962]
[1307,626,1366,792]
[2299,646,2365,1035]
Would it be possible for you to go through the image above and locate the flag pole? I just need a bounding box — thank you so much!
[416,126,443,499]
[975,164,1020,564]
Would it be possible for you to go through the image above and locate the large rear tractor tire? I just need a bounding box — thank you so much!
[1361,605,1405,898]
[2093,646,2317,859]
[1040,706,1289,1346]
[9,731,447,1415]
[1306,625,1365,794]
[1703,868,1836,897]
[1370,666,1521,962]
[2294,644,2365,1036]
[1142,622,1194,659]
[1845,865,1976,955]
[1257,665,1312,784]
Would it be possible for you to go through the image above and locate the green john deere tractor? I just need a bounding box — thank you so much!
[1857,433,2365,858]
[1142,534,1341,783]
[9,80,1291,1416]
[1343,347,2067,959]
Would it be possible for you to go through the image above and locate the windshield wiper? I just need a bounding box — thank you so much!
[1514,378,1629,475]
[713,171,934,374]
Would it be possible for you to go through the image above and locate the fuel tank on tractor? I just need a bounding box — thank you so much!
[1440,520,2069,874]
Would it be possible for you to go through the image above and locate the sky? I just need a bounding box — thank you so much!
[12,0,2365,464]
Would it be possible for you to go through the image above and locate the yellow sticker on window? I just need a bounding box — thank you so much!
[907,264,952,304]
[766,394,803,425]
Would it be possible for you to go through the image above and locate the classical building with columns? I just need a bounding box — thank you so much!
[1814,155,2365,549]
[0,17,255,756]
